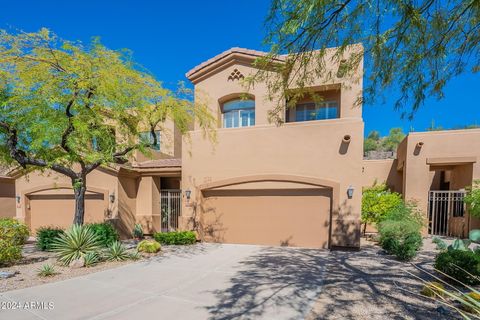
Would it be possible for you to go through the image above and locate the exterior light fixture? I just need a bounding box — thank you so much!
[109,192,115,203]
[16,195,21,203]
[347,185,354,199]
[185,189,192,200]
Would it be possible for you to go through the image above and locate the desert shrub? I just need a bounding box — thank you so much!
[87,222,119,247]
[154,231,196,245]
[0,240,22,266]
[37,264,56,277]
[378,203,423,261]
[434,249,480,285]
[132,223,144,240]
[36,227,65,251]
[361,184,402,233]
[0,218,29,245]
[0,218,29,266]
[51,224,102,266]
[420,281,445,297]
[104,241,131,261]
[137,240,161,253]
[465,180,480,218]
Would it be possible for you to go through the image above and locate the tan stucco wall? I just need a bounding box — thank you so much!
[362,159,403,193]
[134,119,182,162]
[0,177,15,218]
[182,118,364,248]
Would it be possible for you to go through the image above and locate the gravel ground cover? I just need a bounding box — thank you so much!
[0,243,138,293]
[306,237,461,320]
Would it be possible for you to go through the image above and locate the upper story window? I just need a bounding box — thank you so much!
[289,101,339,122]
[222,98,255,128]
[139,130,161,151]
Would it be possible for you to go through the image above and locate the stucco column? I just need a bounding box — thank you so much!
[135,176,161,233]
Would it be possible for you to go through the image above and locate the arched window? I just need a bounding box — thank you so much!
[222,98,255,128]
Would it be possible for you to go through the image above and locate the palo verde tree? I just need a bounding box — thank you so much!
[0,29,213,225]
[249,0,480,120]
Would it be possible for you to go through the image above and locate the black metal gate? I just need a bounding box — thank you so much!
[160,189,181,232]
[428,190,465,236]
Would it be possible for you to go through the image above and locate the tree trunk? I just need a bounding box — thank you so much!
[73,176,87,225]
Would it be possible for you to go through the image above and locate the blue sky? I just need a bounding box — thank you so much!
[1,0,478,136]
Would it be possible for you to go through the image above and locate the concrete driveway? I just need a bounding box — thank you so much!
[0,244,327,320]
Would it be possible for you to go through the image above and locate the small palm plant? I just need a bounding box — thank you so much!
[104,241,131,261]
[51,224,102,266]
[37,264,56,277]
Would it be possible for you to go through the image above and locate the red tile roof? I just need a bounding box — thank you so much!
[185,47,285,80]
[132,158,181,169]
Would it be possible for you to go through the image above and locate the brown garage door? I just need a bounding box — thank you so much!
[202,188,331,248]
[28,193,105,233]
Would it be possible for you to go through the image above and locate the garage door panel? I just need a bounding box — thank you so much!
[202,188,331,248]
[28,193,105,233]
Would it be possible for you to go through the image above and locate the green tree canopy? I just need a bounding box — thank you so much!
[363,127,406,153]
[0,29,213,224]
[361,183,403,233]
[381,128,406,151]
[251,0,480,119]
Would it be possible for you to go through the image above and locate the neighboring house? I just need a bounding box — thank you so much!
[0,166,15,218]
[10,124,182,238]
[1,45,478,248]
[363,129,480,238]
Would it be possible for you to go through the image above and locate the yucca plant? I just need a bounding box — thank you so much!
[408,265,480,319]
[37,264,56,277]
[51,224,102,266]
[84,251,101,267]
[104,241,131,261]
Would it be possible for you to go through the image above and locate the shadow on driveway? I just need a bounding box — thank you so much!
[205,242,458,320]
[205,246,327,320]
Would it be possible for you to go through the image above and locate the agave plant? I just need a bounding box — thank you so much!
[51,224,102,266]
[433,229,480,252]
[37,264,56,277]
[104,241,131,261]
[84,251,101,267]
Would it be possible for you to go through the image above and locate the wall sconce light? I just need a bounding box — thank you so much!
[185,189,191,200]
[109,192,115,204]
[347,185,354,199]
[16,195,21,204]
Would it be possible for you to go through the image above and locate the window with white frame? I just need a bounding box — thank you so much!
[293,101,339,122]
[222,98,255,128]
[139,130,161,151]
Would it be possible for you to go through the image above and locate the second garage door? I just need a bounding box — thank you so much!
[202,187,331,248]
[27,190,106,233]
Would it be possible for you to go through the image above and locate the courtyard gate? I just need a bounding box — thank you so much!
[428,190,466,236]
[160,189,181,232]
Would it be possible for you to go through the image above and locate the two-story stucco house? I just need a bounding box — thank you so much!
[180,47,364,248]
